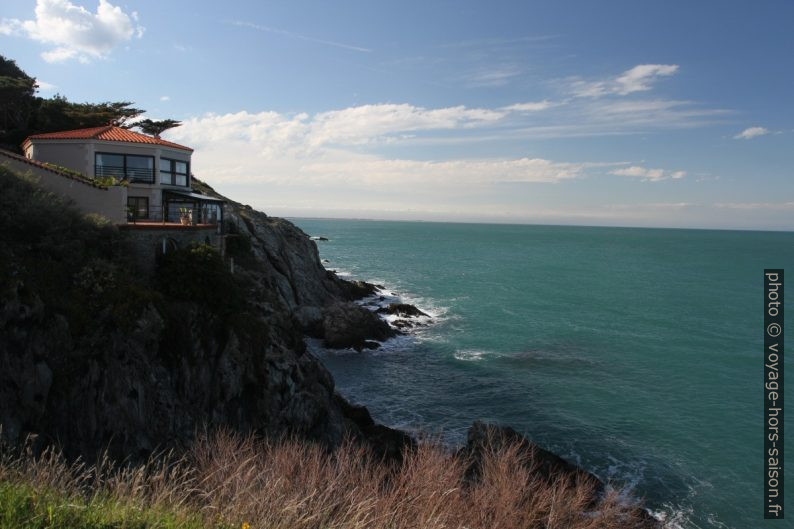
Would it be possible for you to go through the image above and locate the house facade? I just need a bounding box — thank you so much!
[21,125,223,228]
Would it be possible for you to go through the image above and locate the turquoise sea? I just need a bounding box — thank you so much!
[292,218,792,529]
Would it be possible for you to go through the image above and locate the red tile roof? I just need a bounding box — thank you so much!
[24,125,193,152]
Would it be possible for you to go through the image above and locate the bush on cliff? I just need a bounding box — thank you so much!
[0,166,247,332]
[0,166,136,330]
[156,243,243,312]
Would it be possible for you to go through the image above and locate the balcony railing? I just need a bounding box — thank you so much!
[127,205,223,231]
[96,165,154,183]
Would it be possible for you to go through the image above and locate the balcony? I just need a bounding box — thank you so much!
[126,204,223,233]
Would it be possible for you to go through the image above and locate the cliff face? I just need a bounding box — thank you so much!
[0,168,405,461]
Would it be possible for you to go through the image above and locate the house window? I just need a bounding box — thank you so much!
[160,158,189,186]
[127,196,149,220]
[95,153,154,183]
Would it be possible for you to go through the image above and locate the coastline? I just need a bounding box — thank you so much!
[308,267,660,526]
[0,166,659,527]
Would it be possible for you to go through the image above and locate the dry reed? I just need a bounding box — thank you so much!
[0,429,654,529]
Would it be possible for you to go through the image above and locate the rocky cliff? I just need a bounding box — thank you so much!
[0,169,656,524]
[0,168,407,461]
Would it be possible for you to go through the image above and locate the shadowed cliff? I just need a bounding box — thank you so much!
[0,166,407,461]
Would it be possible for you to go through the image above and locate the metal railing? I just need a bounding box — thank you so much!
[127,205,223,230]
[96,165,154,183]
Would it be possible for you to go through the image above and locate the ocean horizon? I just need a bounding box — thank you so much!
[293,217,792,529]
[287,216,794,234]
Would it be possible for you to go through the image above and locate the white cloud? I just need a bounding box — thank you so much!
[578,98,730,131]
[161,101,704,195]
[464,66,522,87]
[164,105,623,188]
[1,0,144,63]
[714,201,794,210]
[231,20,371,53]
[160,95,170,101]
[571,64,679,98]
[35,80,57,91]
[734,126,769,140]
[0,19,24,35]
[611,165,685,182]
[502,100,555,112]
[614,64,679,95]
[42,47,79,62]
[300,156,593,186]
[307,103,508,146]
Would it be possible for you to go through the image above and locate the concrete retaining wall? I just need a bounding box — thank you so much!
[121,225,225,273]
[1,151,127,224]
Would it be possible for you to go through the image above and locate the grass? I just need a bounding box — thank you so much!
[0,431,653,529]
[0,482,212,529]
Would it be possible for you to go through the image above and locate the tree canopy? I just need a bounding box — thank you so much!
[133,118,182,138]
[0,56,38,148]
[0,54,172,152]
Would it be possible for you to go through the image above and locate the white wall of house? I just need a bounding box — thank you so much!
[1,153,128,224]
[24,139,192,211]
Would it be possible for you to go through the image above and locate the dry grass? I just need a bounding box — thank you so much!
[0,430,653,529]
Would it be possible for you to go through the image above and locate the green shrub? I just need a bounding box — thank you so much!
[156,244,243,311]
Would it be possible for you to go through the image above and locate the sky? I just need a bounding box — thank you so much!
[1,0,792,229]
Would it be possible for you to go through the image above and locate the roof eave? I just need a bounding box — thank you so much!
[22,135,194,153]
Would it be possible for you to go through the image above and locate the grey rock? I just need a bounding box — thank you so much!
[377,303,429,318]
[322,302,397,351]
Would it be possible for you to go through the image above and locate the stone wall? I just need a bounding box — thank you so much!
[121,225,225,273]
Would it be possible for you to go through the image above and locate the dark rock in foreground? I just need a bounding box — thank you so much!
[322,302,397,351]
[377,303,429,318]
[336,395,415,462]
[462,421,603,492]
[336,278,378,300]
[461,422,659,528]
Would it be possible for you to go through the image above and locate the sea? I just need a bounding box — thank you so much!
[291,218,793,529]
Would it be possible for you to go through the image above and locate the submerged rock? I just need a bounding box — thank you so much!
[377,303,429,318]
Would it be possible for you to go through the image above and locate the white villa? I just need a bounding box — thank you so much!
[0,125,227,269]
[9,125,223,229]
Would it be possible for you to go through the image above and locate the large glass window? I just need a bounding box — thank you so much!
[94,153,124,180]
[160,157,189,186]
[126,155,154,182]
[127,196,149,220]
[95,152,154,183]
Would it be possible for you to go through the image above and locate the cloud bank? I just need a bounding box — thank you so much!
[164,100,693,190]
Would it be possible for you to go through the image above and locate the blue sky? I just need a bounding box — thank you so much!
[2,0,792,229]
